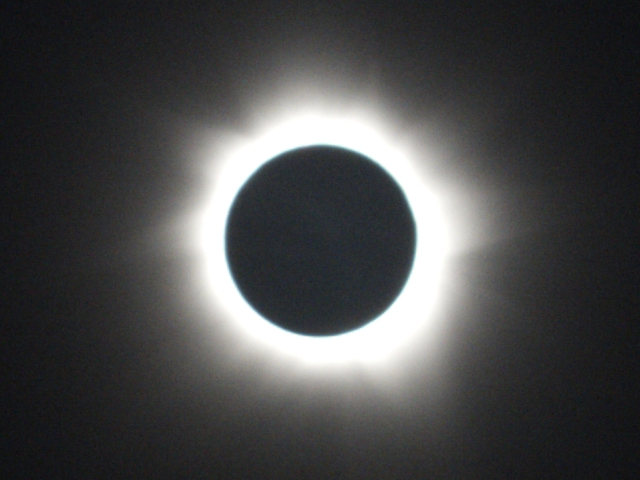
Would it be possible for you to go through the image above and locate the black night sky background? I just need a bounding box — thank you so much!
[4,2,639,478]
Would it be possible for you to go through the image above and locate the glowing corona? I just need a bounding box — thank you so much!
[197,111,448,365]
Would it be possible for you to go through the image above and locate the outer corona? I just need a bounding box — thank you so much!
[199,112,447,365]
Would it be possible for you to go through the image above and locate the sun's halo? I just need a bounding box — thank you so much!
[195,111,448,366]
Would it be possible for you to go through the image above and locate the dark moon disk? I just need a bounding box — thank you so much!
[225,145,416,336]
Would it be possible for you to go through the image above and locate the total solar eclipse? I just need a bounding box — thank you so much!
[225,145,416,336]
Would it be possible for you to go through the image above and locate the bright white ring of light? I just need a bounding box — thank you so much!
[200,113,447,365]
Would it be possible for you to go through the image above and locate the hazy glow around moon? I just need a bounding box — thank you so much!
[194,109,449,366]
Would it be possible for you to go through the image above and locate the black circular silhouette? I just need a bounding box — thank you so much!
[225,145,416,336]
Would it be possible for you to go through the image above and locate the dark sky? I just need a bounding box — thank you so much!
[4,1,638,478]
